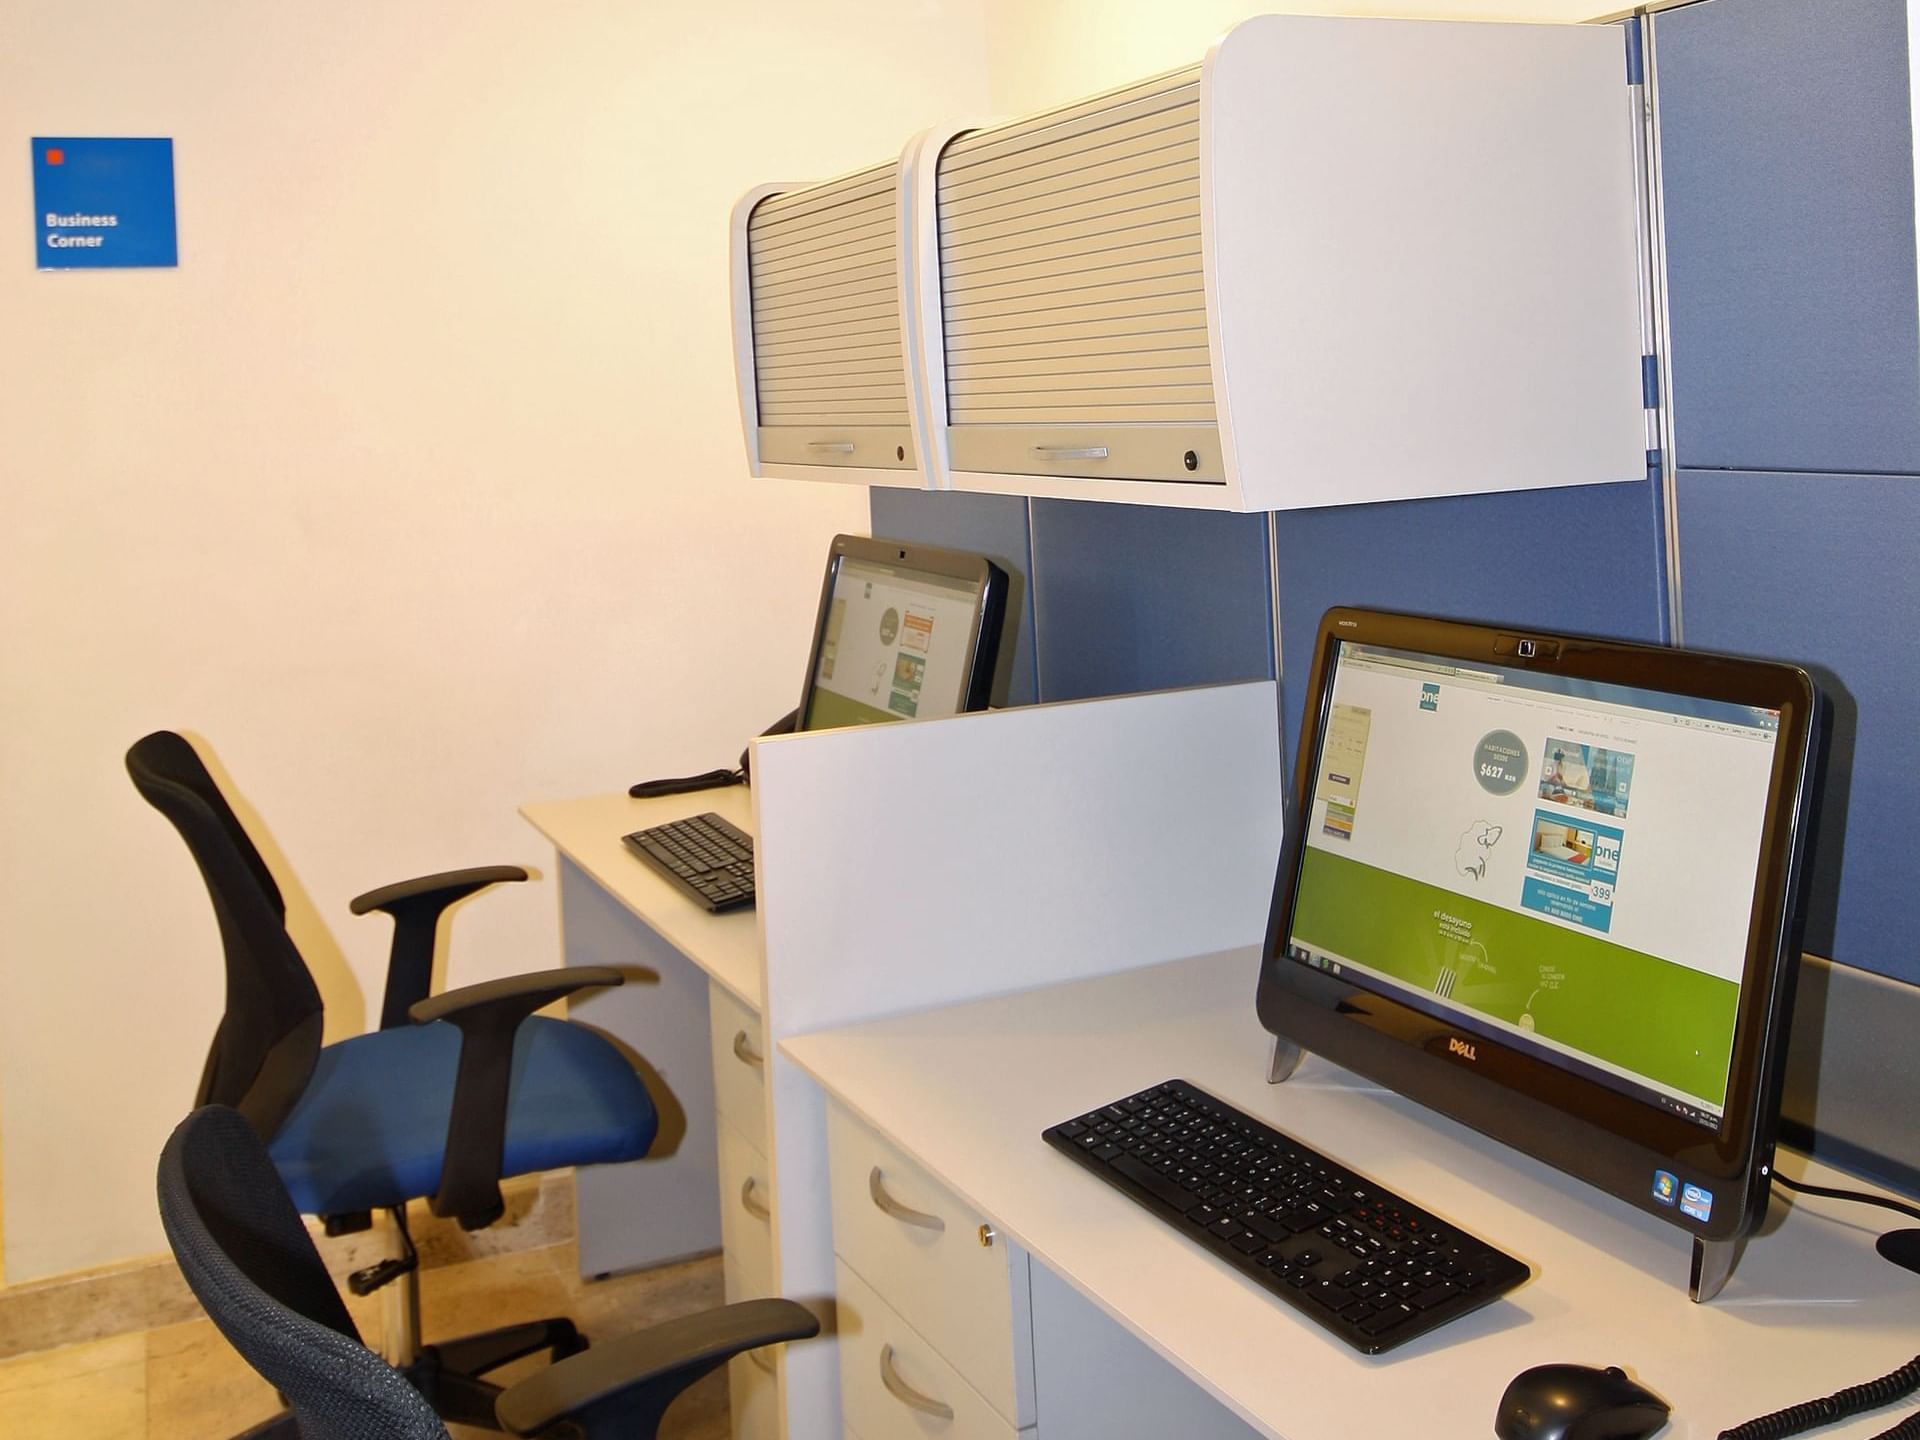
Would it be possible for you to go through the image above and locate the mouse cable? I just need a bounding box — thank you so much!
[1771,1173,1920,1225]
[1718,1354,1920,1440]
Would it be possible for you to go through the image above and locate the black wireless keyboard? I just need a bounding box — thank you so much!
[1043,1079,1530,1354]
[621,812,756,912]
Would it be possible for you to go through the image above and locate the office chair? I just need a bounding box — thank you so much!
[127,730,660,1428]
[160,1104,819,1439]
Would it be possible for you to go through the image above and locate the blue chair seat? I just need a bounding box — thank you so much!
[269,1017,657,1216]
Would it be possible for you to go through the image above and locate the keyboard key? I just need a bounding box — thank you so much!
[1360,1304,1417,1337]
[1109,1155,1199,1214]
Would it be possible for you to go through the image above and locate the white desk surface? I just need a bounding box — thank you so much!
[519,790,762,1010]
[782,949,1918,1440]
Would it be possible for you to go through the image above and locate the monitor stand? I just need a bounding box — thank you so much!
[1268,1036,1304,1084]
[1265,1036,1751,1303]
[1690,1235,1745,1303]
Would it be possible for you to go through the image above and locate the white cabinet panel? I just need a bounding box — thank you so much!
[709,980,769,1147]
[835,1261,1022,1440]
[717,1117,774,1296]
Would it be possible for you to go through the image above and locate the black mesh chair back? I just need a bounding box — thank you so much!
[159,1105,448,1440]
[128,731,324,1137]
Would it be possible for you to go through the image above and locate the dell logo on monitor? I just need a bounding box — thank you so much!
[1448,1037,1478,1061]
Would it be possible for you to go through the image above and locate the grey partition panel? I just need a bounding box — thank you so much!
[1656,0,1920,473]
[1026,499,1273,703]
[1270,480,1667,768]
[1675,469,1920,986]
[869,488,1037,707]
[1779,954,1920,1199]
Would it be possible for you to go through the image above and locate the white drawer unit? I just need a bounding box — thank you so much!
[708,980,768,1146]
[717,1117,775,1301]
[724,1256,782,1440]
[900,13,1647,509]
[835,1260,1022,1440]
[828,1104,1035,1430]
[731,160,922,485]
[727,1349,780,1440]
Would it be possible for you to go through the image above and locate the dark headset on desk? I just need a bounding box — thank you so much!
[627,709,798,799]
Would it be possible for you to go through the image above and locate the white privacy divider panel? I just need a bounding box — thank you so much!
[745,681,1283,1437]
[755,680,1281,1035]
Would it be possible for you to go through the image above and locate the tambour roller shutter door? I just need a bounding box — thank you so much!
[749,163,914,471]
[937,66,1223,484]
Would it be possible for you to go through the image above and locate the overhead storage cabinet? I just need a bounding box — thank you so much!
[731,162,921,485]
[905,15,1650,510]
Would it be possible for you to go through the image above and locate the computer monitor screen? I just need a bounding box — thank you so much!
[797,535,1008,732]
[1259,609,1823,1244]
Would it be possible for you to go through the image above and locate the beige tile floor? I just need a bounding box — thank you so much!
[0,1243,731,1439]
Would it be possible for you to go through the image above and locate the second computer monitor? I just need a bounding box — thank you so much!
[796,535,1008,732]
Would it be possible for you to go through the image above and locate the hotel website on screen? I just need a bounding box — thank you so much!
[1286,643,1781,1127]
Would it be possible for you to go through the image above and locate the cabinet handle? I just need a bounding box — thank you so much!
[731,1030,764,1069]
[807,440,856,454]
[879,1344,953,1420]
[740,1178,771,1222]
[868,1167,944,1232]
[748,1347,776,1375]
[1032,444,1109,461]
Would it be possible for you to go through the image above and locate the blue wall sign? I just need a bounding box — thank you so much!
[31,138,177,269]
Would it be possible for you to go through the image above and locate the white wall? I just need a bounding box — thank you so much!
[0,0,1610,1286]
[981,0,1609,113]
[0,0,990,1284]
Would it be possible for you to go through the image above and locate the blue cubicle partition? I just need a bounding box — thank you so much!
[1268,480,1669,774]
[1656,0,1920,994]
[1024,499,1273,703]
[1657,0,1920,476]
[1652,0,1920,1190]
[869,489,1276,706]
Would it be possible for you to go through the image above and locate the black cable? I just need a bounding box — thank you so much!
[1771,1172,1920,1225]
[627,767,744,799]
[1718,1355,1920,1440]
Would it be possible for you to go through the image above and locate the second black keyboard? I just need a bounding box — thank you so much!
[1042,1079,1530,1354]
[622,812,756,912]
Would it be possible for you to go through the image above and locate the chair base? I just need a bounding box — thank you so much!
[405,1318,589,1430]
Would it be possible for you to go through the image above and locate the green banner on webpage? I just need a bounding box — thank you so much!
[1291,847,1739,1107]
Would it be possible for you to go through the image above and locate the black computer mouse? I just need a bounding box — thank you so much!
[1495,1363,1671,1440]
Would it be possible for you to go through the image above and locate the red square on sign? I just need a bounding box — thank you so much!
[46,148,64,165]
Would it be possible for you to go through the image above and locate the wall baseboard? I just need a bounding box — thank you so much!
[0,1169,575,1361]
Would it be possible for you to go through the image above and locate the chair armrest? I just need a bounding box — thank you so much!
[494,1298,820,1438]
[409,966,624,1229]
[351,865,529,1031]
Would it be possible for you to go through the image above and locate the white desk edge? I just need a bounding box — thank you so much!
[520,790,764,1011]
[781,949,1918,1440]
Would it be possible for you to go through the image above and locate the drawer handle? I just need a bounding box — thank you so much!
[1032,444,1109,461]
[869,1167,944,1232]
[807,440,856,454]
[731,1029,764,1069]
[740,1178,771,1223]
[748,1347,776,1376]
[879,1344,953,1420]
